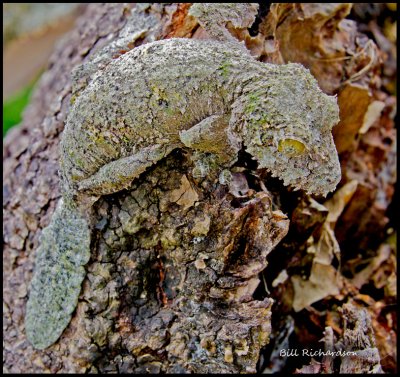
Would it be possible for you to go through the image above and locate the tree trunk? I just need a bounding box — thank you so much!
[3,3,396,373]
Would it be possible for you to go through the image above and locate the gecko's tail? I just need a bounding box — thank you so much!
[25,198,91,350]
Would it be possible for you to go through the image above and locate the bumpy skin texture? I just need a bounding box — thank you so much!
[25,199,90,349]
[61,38,340,198]
[26,37,341,349]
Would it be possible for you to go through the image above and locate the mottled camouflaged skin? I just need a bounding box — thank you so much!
[61,38,340,198]
[26,37,341,350]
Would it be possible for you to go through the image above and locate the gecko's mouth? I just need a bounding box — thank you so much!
[261,163,340,197]
[243,137,341,197]
[295,168,341,197]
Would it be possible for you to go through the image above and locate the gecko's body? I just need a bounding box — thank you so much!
[26,38,341,349]
[61,38,340,200]
[61,38,244,199]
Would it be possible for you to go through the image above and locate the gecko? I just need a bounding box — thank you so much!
[25,28,341,351]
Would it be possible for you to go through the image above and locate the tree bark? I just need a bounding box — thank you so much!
[3,3,396,374]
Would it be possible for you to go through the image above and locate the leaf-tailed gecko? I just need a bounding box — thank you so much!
[25,7,341,350]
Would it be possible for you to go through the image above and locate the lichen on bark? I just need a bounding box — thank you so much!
[67,152,289,373]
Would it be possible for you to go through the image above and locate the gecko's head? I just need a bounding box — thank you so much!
[241,63,341,197]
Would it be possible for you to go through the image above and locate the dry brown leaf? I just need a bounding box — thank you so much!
[261,3,356,94]
[324,180,358,224]
[359,100,386,134]
[291,264,342,312]
[169,175,199,211]
[290,179,361,312]
[332,84,372,154]
[351,244,391,288]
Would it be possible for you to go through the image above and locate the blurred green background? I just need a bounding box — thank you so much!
[3,3,81,138]
[3,80,35,137]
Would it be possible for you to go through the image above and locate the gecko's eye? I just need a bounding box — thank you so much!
[278,138,306,157]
